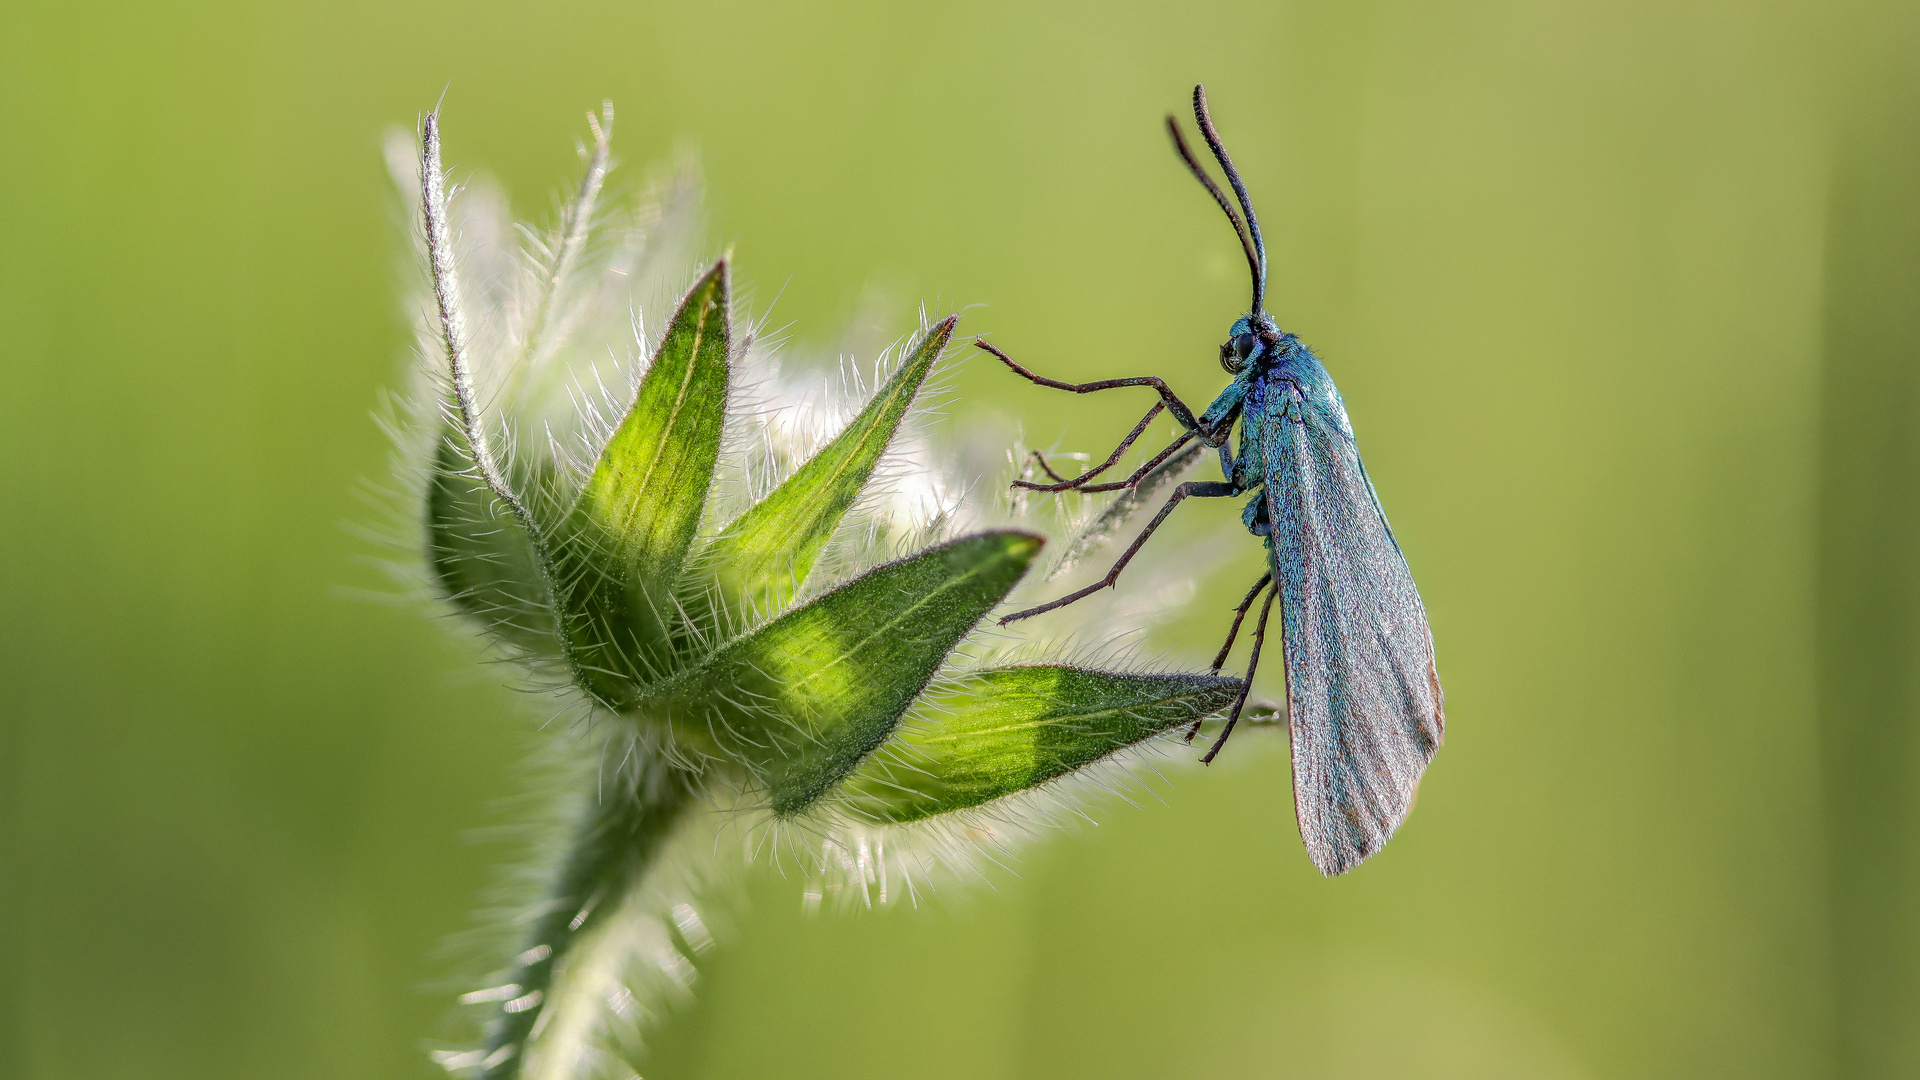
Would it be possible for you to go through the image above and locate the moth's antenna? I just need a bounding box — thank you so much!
[1192,84,1266,314]
[1167,115,1262,316]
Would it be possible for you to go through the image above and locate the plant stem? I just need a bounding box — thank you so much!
[482,757,698,1080]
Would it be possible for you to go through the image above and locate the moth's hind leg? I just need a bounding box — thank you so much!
[998,480,1238,625]
[1211,571,1274,672]
[1184,570,1272,743]
[1199,585,1279,765]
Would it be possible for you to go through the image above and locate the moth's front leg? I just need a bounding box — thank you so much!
[976,340,1207,431]
[1197,379,1249,448]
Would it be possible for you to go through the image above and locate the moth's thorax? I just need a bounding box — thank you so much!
[1233,339,1352,446]
[1253,332,1302,372]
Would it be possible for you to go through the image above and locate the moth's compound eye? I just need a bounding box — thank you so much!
[1233,333,1258,361]
[1219,340,1244,374]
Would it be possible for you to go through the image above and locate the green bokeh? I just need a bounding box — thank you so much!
[3,0,1917,1077]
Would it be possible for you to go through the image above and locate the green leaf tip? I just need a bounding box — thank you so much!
[557,261,732,700]
[637,529,1043,815]
[706,314,959,618]
[574,260,731,578]
[833,666,1244,824]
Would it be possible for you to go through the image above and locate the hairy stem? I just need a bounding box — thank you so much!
[482,758,699,1080]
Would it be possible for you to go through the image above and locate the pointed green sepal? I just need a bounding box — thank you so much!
[833,666,1243,823]
[639,531,1042,814]
[575,261,730,577]
[559,261,732,698]
[705,315,958,619]
[426,430,558,653]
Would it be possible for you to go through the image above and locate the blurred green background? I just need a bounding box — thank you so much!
[5,0,1919,1077]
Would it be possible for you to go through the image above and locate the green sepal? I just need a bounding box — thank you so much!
[559,261,731,701]
[704,315,958,620]
[833,665,1243,824]
[637,531,1042,815]
[426,429,558,653]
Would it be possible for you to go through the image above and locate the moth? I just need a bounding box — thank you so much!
[981,85,1444,875]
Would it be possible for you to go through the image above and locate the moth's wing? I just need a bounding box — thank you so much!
[1263,396,1443,876]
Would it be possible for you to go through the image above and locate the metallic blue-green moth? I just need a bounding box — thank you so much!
[983,85,1443,875]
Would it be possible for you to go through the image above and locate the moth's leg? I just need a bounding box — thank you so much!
[1016,401,1165,492]
[1216,439,1237,482]
[1063,430,1200,493]
[1201,585,1279,764]
[1211,571,1274,671]
[976,340,1206,433]
[999,481,1238,625]
[1027,451,1071,484]
[1185,570,1273,742]
[1019,427,1198,496]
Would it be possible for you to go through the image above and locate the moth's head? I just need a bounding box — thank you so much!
[1218,313,1282,375]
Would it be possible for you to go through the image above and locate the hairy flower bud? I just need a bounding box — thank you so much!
[399,105,1244,1080]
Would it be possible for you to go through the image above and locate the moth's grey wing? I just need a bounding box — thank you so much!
[1261,384,1443,876]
